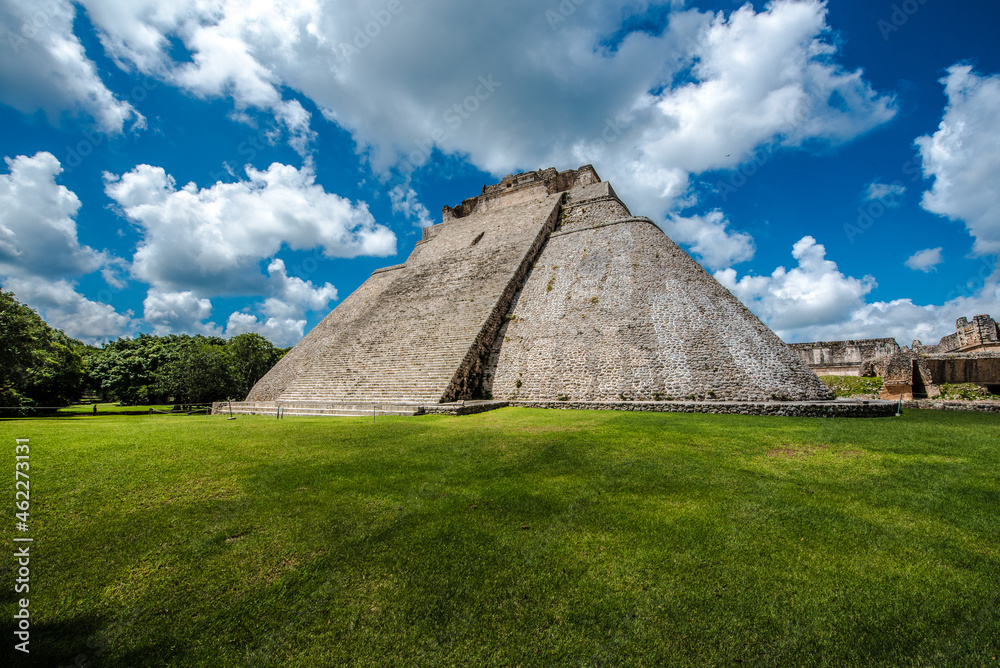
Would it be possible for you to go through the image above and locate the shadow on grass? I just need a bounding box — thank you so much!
[3,615,105,667]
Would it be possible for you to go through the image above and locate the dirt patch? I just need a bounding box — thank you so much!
[767,448,802,459]
[766,444,830,459]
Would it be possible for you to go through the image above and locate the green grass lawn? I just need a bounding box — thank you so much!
[2,409,998,667]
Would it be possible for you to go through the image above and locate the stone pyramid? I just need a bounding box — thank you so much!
[246,166,833,406]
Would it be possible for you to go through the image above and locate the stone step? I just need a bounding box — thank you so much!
[215,401,426,417]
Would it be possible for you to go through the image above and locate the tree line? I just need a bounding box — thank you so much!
[0,289,288,408]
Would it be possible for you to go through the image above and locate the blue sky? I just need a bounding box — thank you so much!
[1,0,998,347]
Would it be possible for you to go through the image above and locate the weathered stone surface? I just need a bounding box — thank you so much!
[246,165,834,408]
[914,314,1000,353]
[902,399,1000,413]
[879,349,1000,399]
[217,398,893,418]
[481,189,832,402]
[509,400,895,418]
[247,189,563,403]
[789,339,899,376]
[778,314,1000,400]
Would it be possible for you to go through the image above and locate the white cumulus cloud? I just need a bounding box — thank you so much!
[224,312,306,347]
[904,247,943,273]
[0,152,107,278]
[716,236,876,338]
[53,0,897,283]
[0,0,143,133]
[69,0,893,218]
[143,288,221,336]
[0,151,134,343]
[663,210,754,270]
[917,65,1000,256]
[718,238,1000,345]
[389,184,434,228]
[104,161,396,294]
[223,258,337,346]
[260,257,337,320]
[864,181,905,207]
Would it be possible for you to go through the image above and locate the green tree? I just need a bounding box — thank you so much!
[227,332,283,398]
[158,338,236,404]
[22,330,87,406]
[89,334,179,405]
[0,289,86,407]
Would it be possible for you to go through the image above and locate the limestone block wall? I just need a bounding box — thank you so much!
[878,350,939,400]
[923,355,1000,387]
[443,166,600,222]
[481,191,833,402]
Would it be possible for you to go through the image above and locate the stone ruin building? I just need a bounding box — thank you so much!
[793,315,1000,400]
[225,166,899,418]
[790,339,900,377]
[914,314,1000,354]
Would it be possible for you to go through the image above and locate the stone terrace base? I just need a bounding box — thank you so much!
[511,399,896,417]
[902,400,1000,413]
[214,401,425,418]
[214,399,897,418]
[213,400,510,418]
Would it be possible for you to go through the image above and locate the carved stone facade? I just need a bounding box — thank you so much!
[245,166,834,408]
[789,339,899,376]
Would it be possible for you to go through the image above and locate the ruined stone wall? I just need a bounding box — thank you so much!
[789,338,899,376]
[923,355,1000,386]
[921,314,1000,353]
[442,165,600,222]
[955,314,1000,351]
[481,188,833,402]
